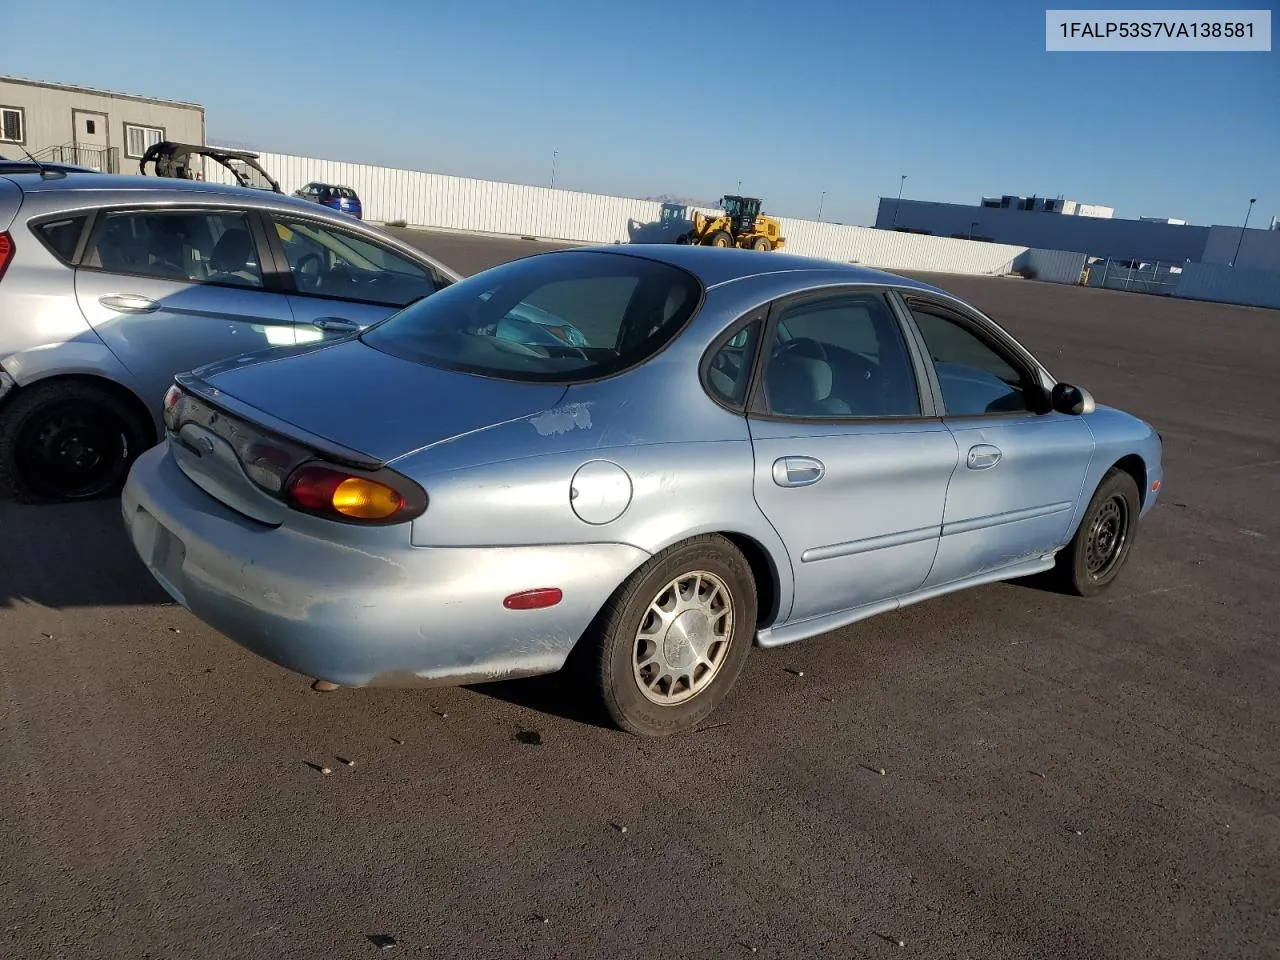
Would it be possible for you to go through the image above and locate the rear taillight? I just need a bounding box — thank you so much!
[0,232,13,282]
[284,462,427,524]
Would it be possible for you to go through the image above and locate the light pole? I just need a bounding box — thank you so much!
[892,174,907,227]
[737,179,742,193]
[969,220,979,240]
[818,190,826,221]
[550,150,558,189]
[1230,197,1257,266]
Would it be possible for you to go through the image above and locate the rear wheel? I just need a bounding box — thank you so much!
[0,380,152,503]
[704,230,734,248]
[751,236,772,252]
[1053,468,1141,596]
[586,535,757,736]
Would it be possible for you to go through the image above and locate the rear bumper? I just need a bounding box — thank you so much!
[121,445,649,687]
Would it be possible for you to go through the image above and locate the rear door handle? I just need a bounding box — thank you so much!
[99,294,160,314]
[967,444,1003,470]
[772,456,826,488]
[311,316,360,333]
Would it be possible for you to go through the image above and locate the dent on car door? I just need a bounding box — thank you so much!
[738,290,958,626]
[903,298,1095,586]
[265,216,443,340]
[73,207,296,408]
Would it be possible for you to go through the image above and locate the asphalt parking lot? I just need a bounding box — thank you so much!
[2,228,1277,960]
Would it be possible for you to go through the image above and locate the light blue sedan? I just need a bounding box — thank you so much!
[122,245,1164,736]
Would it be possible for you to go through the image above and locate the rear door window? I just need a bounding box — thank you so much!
[760,293,921,418]
[84,209,265,288]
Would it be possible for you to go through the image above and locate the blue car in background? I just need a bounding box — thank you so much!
[293,182,363,219]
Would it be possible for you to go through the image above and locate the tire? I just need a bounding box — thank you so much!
[1053,468,1141,597]
[751,237,772,252]
[585,534,757,737]
[0,379,153,503]
[703,230,734,249]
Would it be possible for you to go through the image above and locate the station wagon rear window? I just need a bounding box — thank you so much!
[361,251,702,382]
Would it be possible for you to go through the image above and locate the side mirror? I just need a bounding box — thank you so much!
[1051,382,1095,416]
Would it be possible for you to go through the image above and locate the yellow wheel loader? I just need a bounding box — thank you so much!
[676,195,786,251]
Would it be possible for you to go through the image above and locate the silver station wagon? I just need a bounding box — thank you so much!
[122,246,1164,736]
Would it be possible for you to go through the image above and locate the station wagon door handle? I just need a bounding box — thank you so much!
[773,456,826,488]
[99,294,160,314]
[311,316,361,333]
[966,444,1003,470]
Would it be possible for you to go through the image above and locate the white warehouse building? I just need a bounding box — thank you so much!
[980,194,1115,218]
[874,195,1280,270]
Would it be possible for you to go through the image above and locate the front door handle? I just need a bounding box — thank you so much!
[967,444,1003,470]
[99,294,160,314]
[772,456,826,488]
[311,316,360,333]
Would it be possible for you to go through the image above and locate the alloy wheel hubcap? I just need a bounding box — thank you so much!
[633,570,733,705]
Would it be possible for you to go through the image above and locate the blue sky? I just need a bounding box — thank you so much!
[5,0,1276,227]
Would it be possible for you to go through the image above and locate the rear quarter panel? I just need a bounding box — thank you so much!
[0,179,22,231]
[396,351,796,625]
[0,190,141,398]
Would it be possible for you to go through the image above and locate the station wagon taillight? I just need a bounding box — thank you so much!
[0,232,13,283]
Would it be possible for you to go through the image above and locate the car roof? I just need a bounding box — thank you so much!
[0,171,334,218]
[0,170,279,199]
[0,160,98,175]
[556,243,953,296]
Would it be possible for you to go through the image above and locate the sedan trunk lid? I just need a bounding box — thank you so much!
[192,338,568,464]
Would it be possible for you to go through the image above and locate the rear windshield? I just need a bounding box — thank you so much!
[361,251,702,382]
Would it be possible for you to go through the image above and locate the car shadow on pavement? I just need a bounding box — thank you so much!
[1006,569,1070,595]
[465,670,616,731]
[0,498,171,609]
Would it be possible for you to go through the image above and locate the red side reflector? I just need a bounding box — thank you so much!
[503,588,563,610]
[1152,480,1161,492]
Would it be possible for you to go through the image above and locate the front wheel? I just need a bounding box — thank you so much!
[0,380,152,503]
[586,534,757,736]
[703,230,734,248]
[1053,468,1141,596]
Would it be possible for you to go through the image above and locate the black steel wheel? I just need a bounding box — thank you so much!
[1053,468,1141,596]
[1085,494,1129,580]
[0,380,152,503]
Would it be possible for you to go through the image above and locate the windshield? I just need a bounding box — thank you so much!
[361,251,702,382]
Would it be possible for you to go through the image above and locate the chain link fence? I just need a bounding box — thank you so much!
[1082,258,1184,296]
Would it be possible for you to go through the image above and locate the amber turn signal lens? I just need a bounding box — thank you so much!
[286,464,410,522]
[331,477,404,519]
